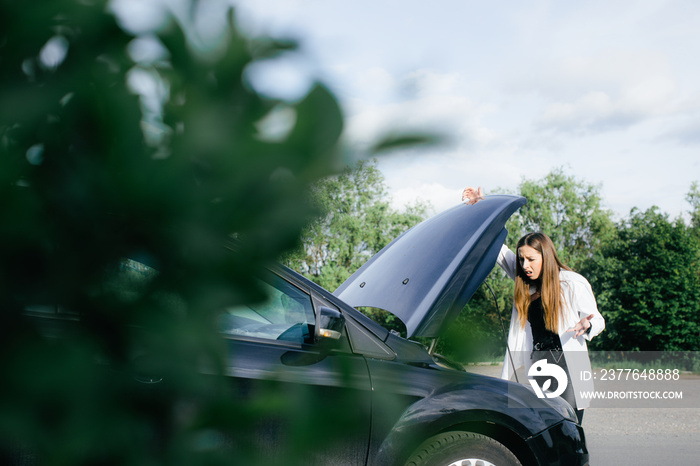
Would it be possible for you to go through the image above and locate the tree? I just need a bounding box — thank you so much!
[504,168,614,270]
[0,1,346,464]
[284,159,430,292]
[587,207,700,352]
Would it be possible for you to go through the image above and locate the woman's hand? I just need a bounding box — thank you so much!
[567,314,594,338]
[462,186,485,204]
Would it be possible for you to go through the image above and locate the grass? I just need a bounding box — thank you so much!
[589,351,700,374]
[459,351,700,375]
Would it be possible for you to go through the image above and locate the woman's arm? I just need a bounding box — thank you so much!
[497,244,517,281]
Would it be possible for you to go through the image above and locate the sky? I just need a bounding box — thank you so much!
[115,0,700,220]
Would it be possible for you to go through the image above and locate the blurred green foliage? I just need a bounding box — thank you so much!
[0,0,347,463]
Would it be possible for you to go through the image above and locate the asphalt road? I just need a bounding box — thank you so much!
[465,364,700,465]
[585,407,700,465]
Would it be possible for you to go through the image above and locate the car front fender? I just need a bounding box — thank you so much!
[371,378,565,466]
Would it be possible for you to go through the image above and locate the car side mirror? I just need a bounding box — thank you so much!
[315,306,345,343]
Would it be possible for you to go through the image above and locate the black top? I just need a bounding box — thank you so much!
[528,296,561,350]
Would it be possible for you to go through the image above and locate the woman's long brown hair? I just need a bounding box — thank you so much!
[514,232,571,332]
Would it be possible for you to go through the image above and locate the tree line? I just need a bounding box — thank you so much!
[285,162,700,360]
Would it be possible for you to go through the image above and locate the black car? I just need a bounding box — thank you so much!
[24,195,588,466]
[214,195,587,465]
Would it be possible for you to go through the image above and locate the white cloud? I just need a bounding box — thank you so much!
[353,67,398,98]
[508,48,690,136]
[657,117,700,145]
[401,69,465,97]
[389,182,455,213]
[344,68,500,157]
[537,91,644,135]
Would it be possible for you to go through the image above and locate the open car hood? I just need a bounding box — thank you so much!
[334,195,526,339]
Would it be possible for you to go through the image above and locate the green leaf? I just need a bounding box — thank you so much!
[369,132,444,154]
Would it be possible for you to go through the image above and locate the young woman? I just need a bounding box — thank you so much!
[462,187,605,423]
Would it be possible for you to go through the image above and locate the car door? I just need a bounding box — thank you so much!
[218,269,373,465]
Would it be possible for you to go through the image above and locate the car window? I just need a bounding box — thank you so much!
[218,273,315,344]
[107,258,159,300]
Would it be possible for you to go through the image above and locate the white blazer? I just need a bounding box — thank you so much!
[496,245,605,409]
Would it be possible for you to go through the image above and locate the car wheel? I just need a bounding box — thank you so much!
[404,431,521,466]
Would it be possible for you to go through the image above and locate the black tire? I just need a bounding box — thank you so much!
[404,431,522,466]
